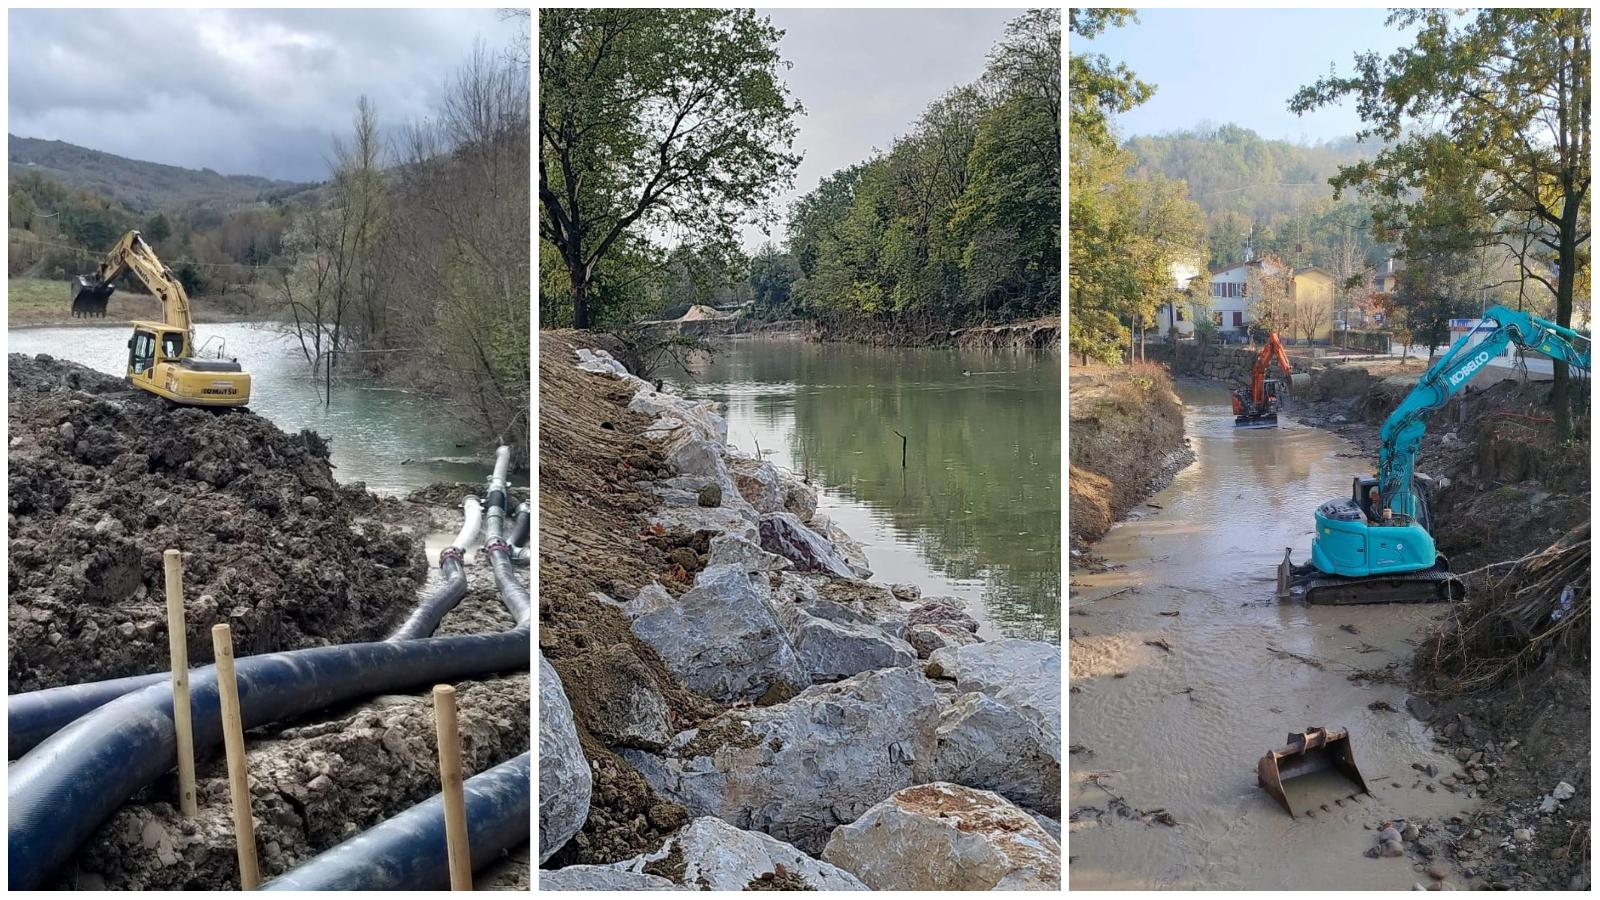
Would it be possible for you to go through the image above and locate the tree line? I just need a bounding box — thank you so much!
[538,8,1060,333]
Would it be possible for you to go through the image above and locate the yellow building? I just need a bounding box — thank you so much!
[1290,266,1336,342]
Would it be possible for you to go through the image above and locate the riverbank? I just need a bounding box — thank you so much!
[1067,362,1192,555]
[1147,354,1590,890]
[715,313,1060,349]
[538,330,1061,890]
[7,354,529,889]
[8,277,270,327]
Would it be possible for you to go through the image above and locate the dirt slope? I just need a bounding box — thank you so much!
[1068,362,1191,549]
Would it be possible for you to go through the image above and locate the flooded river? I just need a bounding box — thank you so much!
[679,336,1060,642]
[8,323,491,494]
[1068,381,1473,889]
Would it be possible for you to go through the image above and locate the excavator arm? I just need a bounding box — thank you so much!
[71,231,194,344]
[1376,305,1590,518]
[1252,332,1294,408]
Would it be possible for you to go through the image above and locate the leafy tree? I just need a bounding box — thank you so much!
[749,244,799,314]
[1291,7,1590,438]
[143,213,173,244]
[1067,9,1152,153]
[539,8,802,328]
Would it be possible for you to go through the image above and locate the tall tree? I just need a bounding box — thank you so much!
[539,8,801,328]
[1291,8,1590,438]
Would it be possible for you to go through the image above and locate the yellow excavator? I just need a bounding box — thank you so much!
[71,230,251,407]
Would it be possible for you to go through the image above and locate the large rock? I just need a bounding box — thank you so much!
[571,644,674,750]
[759,512,855,578]
[728,456,785,514]
[907,598,980,633]
[615,817,868,891]
[933,692,1060,814]
[810,513,872,576]
[620,667,941,854]
[926,639,1061,751]
[820,783,1061,890]
[539,866,689,891]
[906,622,984,658]
[539,652,592,864]
[628,563,807,703]
[776,601,917,684]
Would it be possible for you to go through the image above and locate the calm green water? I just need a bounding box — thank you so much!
[679,337,1061,641]
[7,323,492,495]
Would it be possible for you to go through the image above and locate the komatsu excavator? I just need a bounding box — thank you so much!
[1232,332,1303,427]
[1278,305,1589,604]
[71,230,251,407]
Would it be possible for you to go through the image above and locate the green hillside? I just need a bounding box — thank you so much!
[8,134,310,213]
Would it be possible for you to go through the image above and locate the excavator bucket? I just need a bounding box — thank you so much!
[1258,726,1372,817]
[70,276,114,318]
[1287,372,1311,394]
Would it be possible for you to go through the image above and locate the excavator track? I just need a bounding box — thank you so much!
[1278,553,1465,605]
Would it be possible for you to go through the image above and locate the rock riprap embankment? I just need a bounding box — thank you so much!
[540,347,1061,889]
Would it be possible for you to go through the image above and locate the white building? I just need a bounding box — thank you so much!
[1153,259,1203,338]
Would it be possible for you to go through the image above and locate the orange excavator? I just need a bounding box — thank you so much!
[1231,332,1302,428]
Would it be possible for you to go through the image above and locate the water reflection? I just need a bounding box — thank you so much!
[680,338,1060,641]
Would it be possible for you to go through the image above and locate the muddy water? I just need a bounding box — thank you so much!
[1068,381,1473,890]
[679,337,1059,641]
[8,323,489,494]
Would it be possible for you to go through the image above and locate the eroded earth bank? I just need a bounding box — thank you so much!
[537,332,1062,891]
[7,354,530,890]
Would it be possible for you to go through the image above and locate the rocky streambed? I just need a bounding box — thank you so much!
[537,341,1061,891]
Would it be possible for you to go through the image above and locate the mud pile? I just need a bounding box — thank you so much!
[7,354,426,692]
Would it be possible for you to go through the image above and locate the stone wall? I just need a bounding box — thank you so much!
[1142,343,1313,384]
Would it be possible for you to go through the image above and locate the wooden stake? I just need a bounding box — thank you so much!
[433,684,472,890]
[164,549,197,819]
[212,624,260,890]
[893,430,908,469]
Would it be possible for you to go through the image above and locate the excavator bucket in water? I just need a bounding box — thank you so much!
[1258,726,1371,817]
[70,276,114,318]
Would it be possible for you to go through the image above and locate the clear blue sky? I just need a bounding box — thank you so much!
[1072,8,1416,142]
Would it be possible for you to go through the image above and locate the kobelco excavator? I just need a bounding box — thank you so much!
[71,230,251,407]
[1278,305,1589,604]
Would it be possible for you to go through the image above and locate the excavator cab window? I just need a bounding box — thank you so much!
[159,331,184,361]
[129,331,156,376]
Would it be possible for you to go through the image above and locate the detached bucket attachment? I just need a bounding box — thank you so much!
[1258,726,1371,817]
[70,276,114,318]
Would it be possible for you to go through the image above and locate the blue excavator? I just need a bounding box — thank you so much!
[1278,305,1590,604]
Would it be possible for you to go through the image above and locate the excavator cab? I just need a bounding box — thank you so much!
[70,276,115,318]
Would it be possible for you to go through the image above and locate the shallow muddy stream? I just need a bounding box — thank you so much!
[8,323,490,494]
[677,336,1059,641]
[1068,381,1474,890]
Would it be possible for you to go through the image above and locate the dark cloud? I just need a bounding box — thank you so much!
[8,8,523,181]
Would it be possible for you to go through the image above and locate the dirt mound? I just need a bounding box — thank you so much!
[1067,363,1191,548]
[7,354,427,692]
[537,332,723,865]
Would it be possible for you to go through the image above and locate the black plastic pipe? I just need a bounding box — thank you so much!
[386,497,482,641]
[258,752,530,890]
[8,497,485,758]
[7,626,529,889]
[481,448,531,626]
[509,500,531,548]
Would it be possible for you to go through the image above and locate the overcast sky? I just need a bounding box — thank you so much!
[8,8,523,183]
[747,8,1024,250]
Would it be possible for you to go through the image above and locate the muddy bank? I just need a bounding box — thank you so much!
[8,354,530,888]
[538,331,1061,890]
[1067,362,1192,551]
[7,354,427,692]
[804,314,1059,349]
